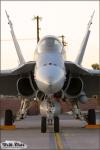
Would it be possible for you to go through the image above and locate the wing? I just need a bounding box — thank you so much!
[64,61,100,97]
[0,61,36,96]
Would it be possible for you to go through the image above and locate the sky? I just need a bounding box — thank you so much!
[1,1,99,69]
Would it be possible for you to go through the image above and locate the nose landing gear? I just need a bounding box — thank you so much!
[41,116,60,133]
[40,98,61,133]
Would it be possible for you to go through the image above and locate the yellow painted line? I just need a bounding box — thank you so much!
[84,124,100,129]
[54,133,64,150]
[0,125,16,130]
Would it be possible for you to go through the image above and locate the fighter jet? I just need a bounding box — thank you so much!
[0,10,100,132]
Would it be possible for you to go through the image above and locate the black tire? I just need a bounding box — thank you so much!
[41,117,47,133]
[87,109,96,125]
[4,109,13,125]
[54,116,59,133]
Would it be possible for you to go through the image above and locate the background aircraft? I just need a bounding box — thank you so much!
[0,11,100,133]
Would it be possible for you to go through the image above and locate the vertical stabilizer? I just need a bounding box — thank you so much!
[5,10,25,65]
[75,10,95,65]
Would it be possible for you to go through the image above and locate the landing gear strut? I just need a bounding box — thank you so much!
[16,97,32,120]
[47,118,53,125]
[72,101,82,119]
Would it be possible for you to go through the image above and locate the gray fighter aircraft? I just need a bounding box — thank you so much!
[0,11,100,132]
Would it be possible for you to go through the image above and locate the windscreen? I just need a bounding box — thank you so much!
[38,37,62,53]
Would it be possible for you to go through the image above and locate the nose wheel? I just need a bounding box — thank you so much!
[41,116,59,133]
[40,98,61,133]
[41,116,47,133]
[54,116,59,132]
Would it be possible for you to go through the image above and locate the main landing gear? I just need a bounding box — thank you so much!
[71,101,96,125]
[72,101,82,120]
[86,109,96,125]
[16,97,32,120]
[5,109,14,125]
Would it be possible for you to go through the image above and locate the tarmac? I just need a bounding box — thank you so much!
[0,113,100,150]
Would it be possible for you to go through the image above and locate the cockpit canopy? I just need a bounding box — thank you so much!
[37,36,63,53]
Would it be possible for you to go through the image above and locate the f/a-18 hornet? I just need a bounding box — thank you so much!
[0,11,100,132]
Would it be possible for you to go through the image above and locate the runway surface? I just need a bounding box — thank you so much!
[1,114,100,150]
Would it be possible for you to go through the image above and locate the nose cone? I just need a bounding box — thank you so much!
[35,66,65,94]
